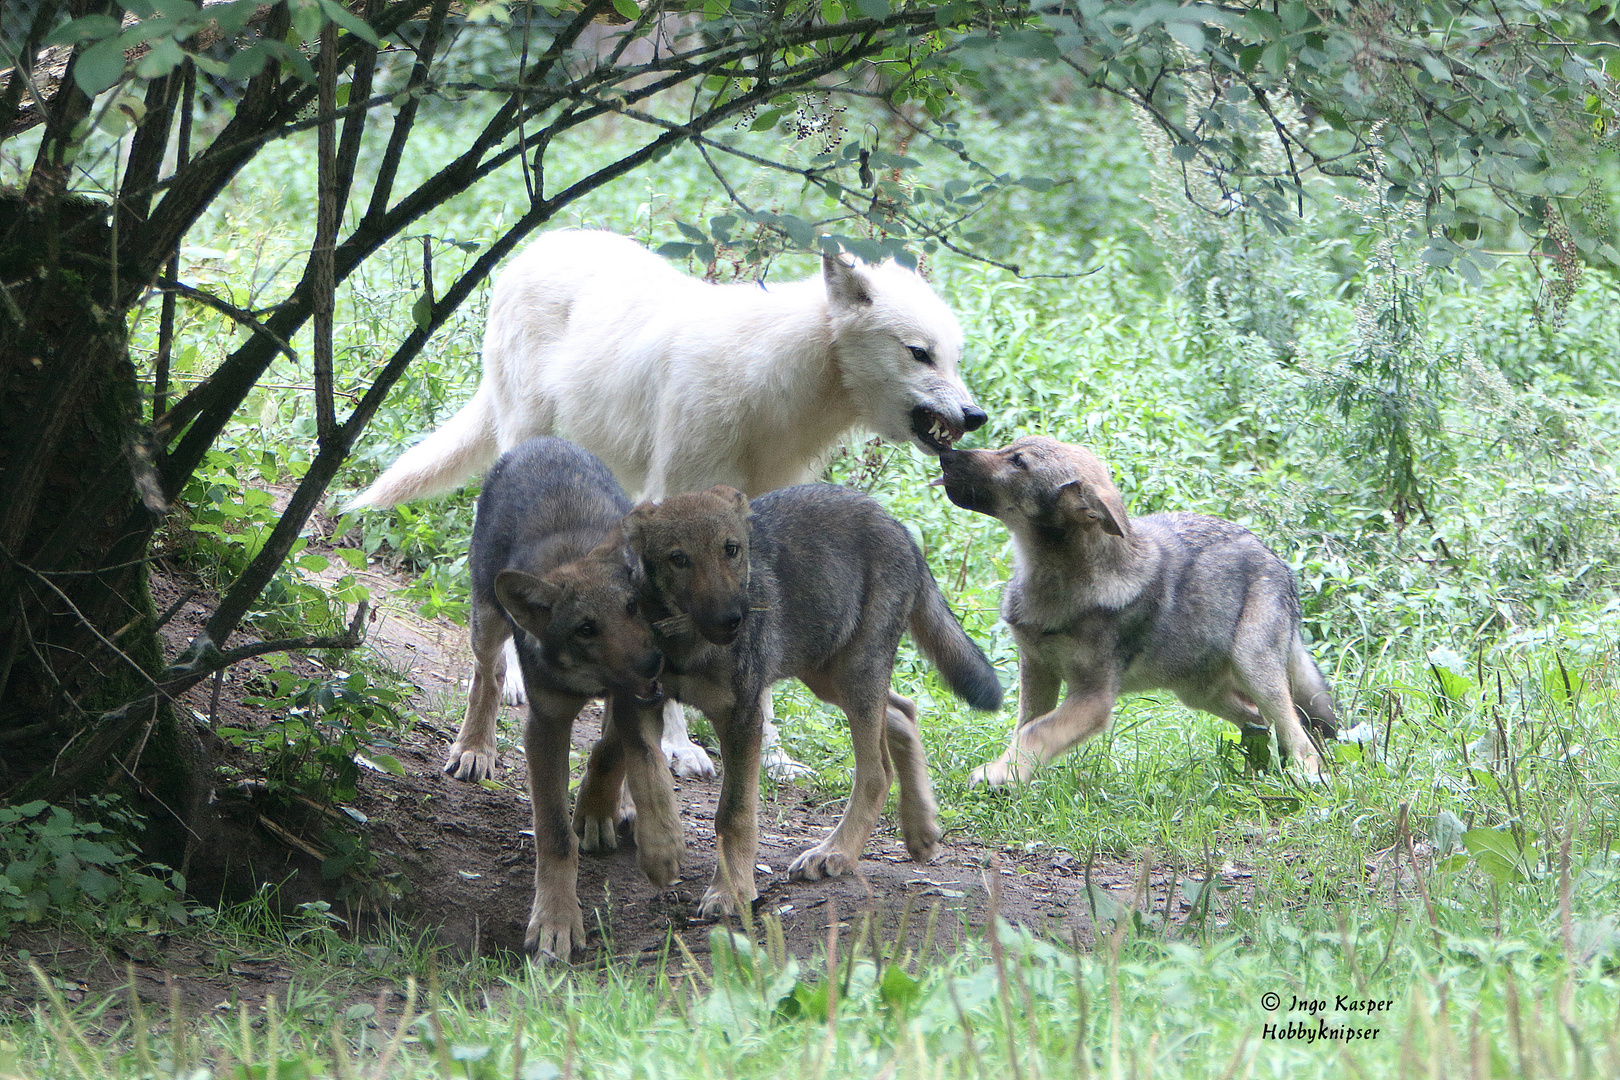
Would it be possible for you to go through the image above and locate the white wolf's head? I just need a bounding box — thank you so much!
[823,254,987,455]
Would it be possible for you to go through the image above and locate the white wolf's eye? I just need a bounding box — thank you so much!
[907,345,934,366]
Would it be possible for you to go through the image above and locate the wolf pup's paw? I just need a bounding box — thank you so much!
[524,909,586,963]
[663,737,718,780]
[696,882,755,921]
[633,822,683,887]
[576,811,619,854]
[787,843,857,882]
[443,743,498,783]
[902,822,943,864]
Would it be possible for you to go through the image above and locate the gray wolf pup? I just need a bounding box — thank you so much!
[936,436,1337,786]
[452,437,669,959]
[573,484,1004,918]
[351,229,987,779]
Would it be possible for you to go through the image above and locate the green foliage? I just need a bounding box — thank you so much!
[174,442,369,635]
[0,798,193,937]
[226,661,408,807]
[1039,1,1620,276]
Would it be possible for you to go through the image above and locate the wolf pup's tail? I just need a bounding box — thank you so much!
[348,383,502,510]
[1288,635,1339,741]
[909,575,1003,712]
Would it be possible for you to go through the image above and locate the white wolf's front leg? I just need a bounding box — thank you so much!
[758,691,812,780]
[500,636,527,705]
[660,698,718,779]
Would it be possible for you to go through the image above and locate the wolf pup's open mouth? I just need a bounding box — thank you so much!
[910,406,965,454]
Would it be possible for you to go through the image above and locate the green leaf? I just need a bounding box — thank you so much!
[319,0,380,45]
[1464,828,1534,885]
[610,0,641,19]
[1165,20,1206,52]
[73,37,128,97]
[47,15,122,46]
[879,963,921,1011]
[366,754,405,777]
[656,242,695,259]
[290,0,323,42]
[411,294,432,330]
[135,37,185,80]
[854,0,889,17]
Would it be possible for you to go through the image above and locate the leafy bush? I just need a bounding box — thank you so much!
[0,798,193,936]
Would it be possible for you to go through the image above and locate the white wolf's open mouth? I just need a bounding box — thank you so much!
[911,406,965,454]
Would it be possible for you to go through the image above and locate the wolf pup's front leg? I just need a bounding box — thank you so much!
[698,698,764,919]
[523,690,589,961]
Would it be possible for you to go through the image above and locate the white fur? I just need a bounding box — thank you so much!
[355,229,980,777]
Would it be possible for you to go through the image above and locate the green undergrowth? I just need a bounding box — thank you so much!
[4,871,1619,1079]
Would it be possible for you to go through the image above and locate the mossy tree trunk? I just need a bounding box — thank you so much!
[0,193,213,871]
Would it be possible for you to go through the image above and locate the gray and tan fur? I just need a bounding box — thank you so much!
[936,436,1337,786]
[452,437,668,960]
[573,484,1003,917]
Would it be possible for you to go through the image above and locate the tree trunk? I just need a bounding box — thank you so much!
[0,190,212,874]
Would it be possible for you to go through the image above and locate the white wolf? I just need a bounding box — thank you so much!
[353,229,986,778]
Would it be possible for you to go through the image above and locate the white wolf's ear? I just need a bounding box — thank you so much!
[822,251,872,307]
[1055,480,1129,538]
[495,570,562,639]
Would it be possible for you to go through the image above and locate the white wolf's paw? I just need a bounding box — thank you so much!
[663,737,717,780]
[788,843,858,882]
[500,673,527,707]
[967,760,1016,788]
[762,744,814,781]
[524,909,586,963]
[443,743,498,783]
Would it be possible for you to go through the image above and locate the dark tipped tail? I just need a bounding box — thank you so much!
[909,577,1003,712]
[1289,636,1339,741]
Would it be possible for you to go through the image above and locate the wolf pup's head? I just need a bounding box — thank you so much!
[494,531,664,702]
[822,253,987,456]
[936,436,1132,548]
[624,486,753,647]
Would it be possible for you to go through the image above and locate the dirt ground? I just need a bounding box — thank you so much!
[0,558,1284,1026]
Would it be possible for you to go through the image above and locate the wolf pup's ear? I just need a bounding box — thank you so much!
[622,501,659,551]
[704,485,752,522]
[1055,480,1128,538]
[822,250,872,307]
[495,569,563,639]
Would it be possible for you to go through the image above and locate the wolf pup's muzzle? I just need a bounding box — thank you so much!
[934,448,996,514]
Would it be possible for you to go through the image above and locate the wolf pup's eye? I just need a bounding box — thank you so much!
[575,620,598,639]
[724,540,740,558]
[669,551,691,568]
[907,345,934,366]
[625,597,637,617]
[1010,452,1027,469]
